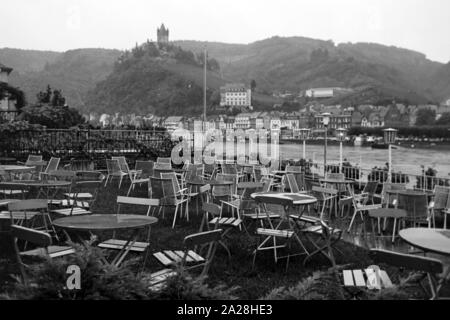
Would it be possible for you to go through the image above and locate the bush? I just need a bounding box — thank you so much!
[261,269,345,300]
[146,266,238,300]
[1,241,150,300]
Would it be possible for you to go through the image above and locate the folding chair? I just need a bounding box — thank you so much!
[105,159,127,188]
[52,174,105,216]
[303,219,343,267]
[367,249,445,300]
[150,229,222,289]
[160,172,189,228]
[5,199,58,238]
[353,181,379,205]
[39,157,60,180]
[347,195,382,233]
[428,186,450,229]
[252,195,309,271]
[98,196,159,266]
[127,160,153,196]
[11,225,75,286]
[368,208,407,243]
[112,156,140,185]
[204,202,242,259]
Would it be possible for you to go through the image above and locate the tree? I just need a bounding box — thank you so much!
[415,108,436,126]
[436,112,450,125]
[251,79,256,92]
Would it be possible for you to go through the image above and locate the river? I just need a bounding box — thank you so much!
[208,141,450,178]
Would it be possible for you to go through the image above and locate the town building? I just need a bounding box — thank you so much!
[314,113,352,130]
[220,83,252,108]
[304,87,353,99]
[164,116,184,132]
[234,113,252,129]
[157,24,169,44]
[0,62,20,121]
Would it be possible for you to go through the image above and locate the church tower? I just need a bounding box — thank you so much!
[157,24,169,44]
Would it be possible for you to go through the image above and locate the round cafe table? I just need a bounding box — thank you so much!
[251,192,317,206]
[53,214,158,267]
[185,179,234,187]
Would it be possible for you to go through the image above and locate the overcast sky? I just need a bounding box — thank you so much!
[1,0,449,63]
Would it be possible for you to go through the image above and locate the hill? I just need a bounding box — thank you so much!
[85,43,225,116]
[5,48,121,110]
[0,48,61,73]
[175,37,449,105]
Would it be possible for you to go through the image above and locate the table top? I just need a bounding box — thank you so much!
[7,180,72,187]
[399,228,450,256]
[186,179,234,186]
[385,189,430,197]
[0,165,36,172]
[53,214,158,231]
[237,182,264,189]
[320,178,354,184]
[251,192,317,205]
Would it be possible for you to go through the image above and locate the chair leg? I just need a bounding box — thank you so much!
[172,205,179,229]
[392,218,397,243]
[347,209,358,232]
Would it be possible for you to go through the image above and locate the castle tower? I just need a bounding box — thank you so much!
[157,23,169,44]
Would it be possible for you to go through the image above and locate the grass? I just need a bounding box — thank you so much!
[0,179,447,299]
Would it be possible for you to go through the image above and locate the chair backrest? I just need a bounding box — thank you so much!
[286,165,302,172]
[26,155,43,164]
[214,173,237,196]
[261,177,272,192]
[116,196,159,216]
[369,249,443,274]
[326,173,345,181]
[222,163,237,175]
[161,172,182,195]
[135,160,154,179]
[154,162,172,170]
[269,159,280,172]
[382,183,407,206]
[363,181,379,196]
[202,202,221,218]
[106,159,122,174]
[397,193,429,221]
[11,225,52,247]
[184,229,223,249]
[45,157,60,173]
[48,170,77,181]
[149,177,168,200]
[198,184,211,204]
[286,174,300,193]
[312,186,338,198]
[9,199,48,212]
[71,174,105,204]
[112,156,130,173]
[157,157,172,165]
[433,186,450,210]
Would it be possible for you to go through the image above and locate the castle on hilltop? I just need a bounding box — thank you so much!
[157,24,169,44]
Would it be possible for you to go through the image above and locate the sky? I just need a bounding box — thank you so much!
[1,0,449,63]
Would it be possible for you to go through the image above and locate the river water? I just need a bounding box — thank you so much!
[208,141,450,178]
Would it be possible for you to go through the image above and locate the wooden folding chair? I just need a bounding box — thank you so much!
[11,225,75,286]
[6,199,58,239]
[98,196,159,267]
[203,202,242,259]
[368,249,445,300]
[150,229,222,289]
[252,195,309,271]
[52,174,105,216]
[303,220,343,267]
